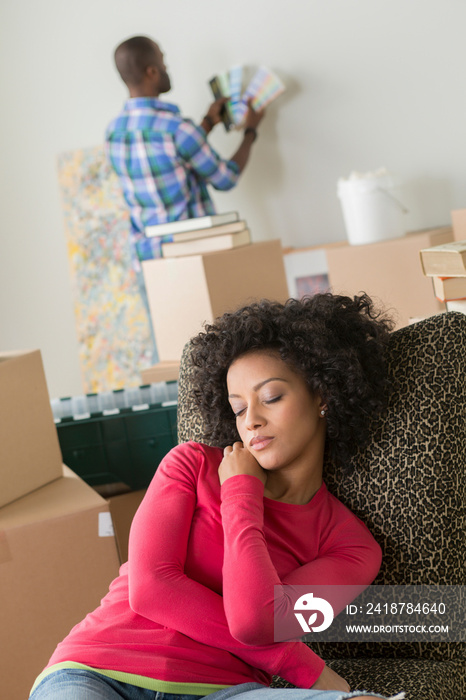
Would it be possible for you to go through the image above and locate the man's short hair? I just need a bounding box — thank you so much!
[114,36,158,87]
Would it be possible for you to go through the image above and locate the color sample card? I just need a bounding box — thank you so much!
[228,65,244,122]
[209,65,285,127]
[240,66,286,114]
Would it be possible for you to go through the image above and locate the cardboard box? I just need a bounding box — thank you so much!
[326,228,454,329]
[143,240,289,361]
[141,360,180,384]
[108,489,147,563]
[0,466,120,700]
[451,209,466,241]
[0,350,63,508]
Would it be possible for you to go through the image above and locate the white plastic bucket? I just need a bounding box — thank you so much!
[337,169,407,246]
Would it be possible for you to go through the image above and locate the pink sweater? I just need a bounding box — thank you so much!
[47,442,382,689]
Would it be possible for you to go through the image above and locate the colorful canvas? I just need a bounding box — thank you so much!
[283,248,330,300]
[296,273,330,299]
[57,146,153,393]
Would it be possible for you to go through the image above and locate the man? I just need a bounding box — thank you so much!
[105,36,264,363]
[106,35,264,262]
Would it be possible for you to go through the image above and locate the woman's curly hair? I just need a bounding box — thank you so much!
[190,293,394,470]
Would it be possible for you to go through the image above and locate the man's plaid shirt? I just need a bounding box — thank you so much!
[105,97,240,260]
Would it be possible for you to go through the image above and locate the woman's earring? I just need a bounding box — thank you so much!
[320,408,327,417]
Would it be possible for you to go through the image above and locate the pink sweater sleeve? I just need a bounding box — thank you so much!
[220,474,382,647]
[128,443,324,688]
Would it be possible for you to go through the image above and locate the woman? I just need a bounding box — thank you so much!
[30,294,405,700]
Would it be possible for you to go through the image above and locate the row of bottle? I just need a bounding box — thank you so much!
[50,381,178,421]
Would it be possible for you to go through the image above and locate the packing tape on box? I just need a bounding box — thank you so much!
[0,531,12,563]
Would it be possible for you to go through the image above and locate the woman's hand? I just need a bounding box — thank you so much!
[219,441,267,486]
[311,665,350,692]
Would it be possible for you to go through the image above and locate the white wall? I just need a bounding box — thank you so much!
[1,0,465,397]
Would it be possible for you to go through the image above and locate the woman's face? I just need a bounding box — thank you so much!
[226,350,326,475]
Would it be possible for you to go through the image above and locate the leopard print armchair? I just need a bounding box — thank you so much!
[177,311,466,700]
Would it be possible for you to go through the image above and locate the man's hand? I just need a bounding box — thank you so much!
[243,98,265,131]
[229,98,265,172]
[219,441,267,486]
[311,665,350,692]
[203,97,230,128]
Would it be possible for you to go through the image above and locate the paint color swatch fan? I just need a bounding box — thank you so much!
[209,65,285,131]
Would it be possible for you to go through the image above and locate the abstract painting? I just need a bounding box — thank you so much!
[57,146,152,392]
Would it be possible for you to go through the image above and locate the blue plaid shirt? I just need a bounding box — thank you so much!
[105,97,240,261]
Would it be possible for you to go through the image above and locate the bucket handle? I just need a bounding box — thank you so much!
[376,187,409,214]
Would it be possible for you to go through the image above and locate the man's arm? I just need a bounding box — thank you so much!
[229,101,264,173]
[200,97,230,134]
[200,97,265,174]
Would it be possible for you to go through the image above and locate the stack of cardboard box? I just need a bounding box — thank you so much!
[141,238,289,382]
[0,350,120,700]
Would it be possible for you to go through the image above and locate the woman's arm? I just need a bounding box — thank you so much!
[220,472,382,646]
[127,442,325,688]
